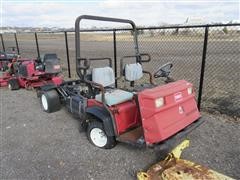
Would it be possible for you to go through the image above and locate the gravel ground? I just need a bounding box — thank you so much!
[0,88,239,179]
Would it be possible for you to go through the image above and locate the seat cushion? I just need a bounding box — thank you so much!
[125,63,143,81]
[92,67,115,87]
[95,89,133,106]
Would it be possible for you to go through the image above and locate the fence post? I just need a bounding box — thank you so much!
[198,26,209,110]
[34,32,40,58]
[113,29,117,88]
[14,33,20,54]
[64,31,71,78]
[0,34,5,51]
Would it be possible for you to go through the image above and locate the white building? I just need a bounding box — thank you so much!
[0,29,17,34]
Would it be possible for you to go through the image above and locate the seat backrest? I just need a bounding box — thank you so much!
[92,67,115,87]
[124,63,143,81]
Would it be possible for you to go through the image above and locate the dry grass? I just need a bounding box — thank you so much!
[3,31,240,42]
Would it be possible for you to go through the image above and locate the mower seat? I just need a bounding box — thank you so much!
[92,67,115,87]
[124,63,155,91]
[92,67,133,106]
[124,63,143,81]
[95,89,133,106]
[43,54,61,74]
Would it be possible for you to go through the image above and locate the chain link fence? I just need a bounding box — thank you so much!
[202,26,240,117]
[115,26,240,118]
[0,24,239,118]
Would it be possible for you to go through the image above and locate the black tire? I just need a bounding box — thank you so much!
[36,88,41,98]
[8,79,20,90]
[87,121,116,149]
[3,63,8,71]
[41,90,61,113]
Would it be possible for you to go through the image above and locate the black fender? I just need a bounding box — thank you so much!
[39,84,57,91]
[37,84,58,98]
[86,106,115,137]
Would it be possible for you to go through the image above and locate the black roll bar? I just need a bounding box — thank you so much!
[75,15,140,79]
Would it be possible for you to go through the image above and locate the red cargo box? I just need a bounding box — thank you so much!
[138,80,200,145]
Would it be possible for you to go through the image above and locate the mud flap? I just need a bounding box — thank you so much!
[86,106,115,137]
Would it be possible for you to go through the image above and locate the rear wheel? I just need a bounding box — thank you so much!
[87,121,116,149]
[3,63,8,71]
[8,79,20,90]
[41,90,61,113]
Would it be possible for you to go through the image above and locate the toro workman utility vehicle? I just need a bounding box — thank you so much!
[40,15,202,149]
[0,53,63,89]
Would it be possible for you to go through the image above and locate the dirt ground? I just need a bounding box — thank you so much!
[0,88,240,179]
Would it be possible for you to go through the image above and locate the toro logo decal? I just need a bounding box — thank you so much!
[174,92,183,102]
[53,65,61,70]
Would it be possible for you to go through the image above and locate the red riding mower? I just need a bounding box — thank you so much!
[39,15,202,149]
[0,47,19,71]
[0,53,63,90]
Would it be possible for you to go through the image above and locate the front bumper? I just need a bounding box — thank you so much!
[152,117,205,149]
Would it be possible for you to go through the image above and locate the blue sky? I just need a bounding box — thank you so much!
[1,0,239,27]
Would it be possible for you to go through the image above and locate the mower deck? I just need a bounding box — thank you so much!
[0,72,11,87]
[137,140,234,180]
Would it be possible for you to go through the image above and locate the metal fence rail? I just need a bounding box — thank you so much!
[0,23,239,118]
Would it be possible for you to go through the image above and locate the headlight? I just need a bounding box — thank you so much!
[155,97,164,108]
[187,87,193,95]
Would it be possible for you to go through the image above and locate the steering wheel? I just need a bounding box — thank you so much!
[154,62,173,78]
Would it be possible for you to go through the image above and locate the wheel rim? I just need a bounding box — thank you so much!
[90,128,107,147]
[41,94,48,111]
[8,83,12,90]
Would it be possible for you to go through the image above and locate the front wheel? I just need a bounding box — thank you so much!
[87,121,116,149]
[8,79,20,90]
[41,90,61,113]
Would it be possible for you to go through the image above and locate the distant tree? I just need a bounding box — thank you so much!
[172,28,179,35]
[138,29,144,35]
[149,30,154,37]
[130,30,134,36]
[160,30,165,35]
[223,27,228,34]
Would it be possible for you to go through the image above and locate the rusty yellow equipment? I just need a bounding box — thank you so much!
[137,140,234,180]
